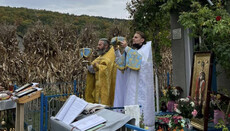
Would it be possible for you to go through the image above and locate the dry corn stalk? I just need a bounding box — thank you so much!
[0,22,173,99]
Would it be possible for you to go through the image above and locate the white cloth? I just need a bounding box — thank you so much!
[113,41,155,130]
[124,105,140,127]
[113,69,127,108]
[0,99,16,111]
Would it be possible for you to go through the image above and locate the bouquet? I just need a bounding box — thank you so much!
[210,93,229,112]
[210,92,230,125]
[164,86,183,101]
[156,114,185,131]
[156,115,171,124]
[174,97,197,119]
[168,115,185,130]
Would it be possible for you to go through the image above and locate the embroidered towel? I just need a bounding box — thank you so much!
[124,105,140,127]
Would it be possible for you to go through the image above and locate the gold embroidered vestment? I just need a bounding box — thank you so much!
[85,46,117,106]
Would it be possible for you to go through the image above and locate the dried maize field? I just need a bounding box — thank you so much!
[0,21,172,96]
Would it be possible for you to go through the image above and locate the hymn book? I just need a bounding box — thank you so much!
[55,95,88,125]
[70,114,106,131]
[15,88,37,98]
[15,83,33,93]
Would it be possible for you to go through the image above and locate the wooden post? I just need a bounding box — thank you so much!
[15,103,24,131]
[15,90,41,131]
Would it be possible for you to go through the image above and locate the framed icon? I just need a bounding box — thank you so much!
[190,52,213,130]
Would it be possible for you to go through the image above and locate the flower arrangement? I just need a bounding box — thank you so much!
[168,115,185,131]
[210,92,230,125]
[174,97,197,119]
[156,114,171,131]
[162,86,183,112]
[210,93,230,111]
[210,93,222,110]
[163,86,183,101]
[157,115,171,124]
[156,114,185,131]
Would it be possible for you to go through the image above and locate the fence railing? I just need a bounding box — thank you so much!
[18,80,148,131]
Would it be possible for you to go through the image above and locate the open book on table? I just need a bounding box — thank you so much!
[70,114,106,131]
[55,95,88,125]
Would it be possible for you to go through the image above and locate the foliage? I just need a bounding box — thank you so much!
[160,0,229,12]
[174,97,197,119]
[215,121,229,131]
[178,1,230,74]
[160,0,192,12]
[126,0,171,65]
[126,0,230,75]
[214,111,230,131]
[0,6,128,36]
[139,111,150,130]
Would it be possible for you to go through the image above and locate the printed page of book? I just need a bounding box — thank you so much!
[62,96,88,124]
[15,83,33,93]
[16,88,37,98]
[55,95,88,125]
[55,95,75,121]
[70,114,106,131]
[17,86,34,94]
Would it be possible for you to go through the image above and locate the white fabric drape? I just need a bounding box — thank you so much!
[113,41,155,129]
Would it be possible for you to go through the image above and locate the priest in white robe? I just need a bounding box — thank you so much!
[113,31,155,130]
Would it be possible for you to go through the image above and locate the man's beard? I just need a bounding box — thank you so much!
[132,43,143,50]
[97,48,107,56]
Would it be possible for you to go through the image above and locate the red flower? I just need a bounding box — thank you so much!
[216,16,221,21]
[228,113,230,118]
[174,119,178,124]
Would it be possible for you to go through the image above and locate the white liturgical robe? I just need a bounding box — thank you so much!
[113,41,155,130]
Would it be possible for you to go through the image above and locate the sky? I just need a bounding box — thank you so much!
[0,0,132,19]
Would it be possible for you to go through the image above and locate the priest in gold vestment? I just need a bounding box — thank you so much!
[85,38,117,106]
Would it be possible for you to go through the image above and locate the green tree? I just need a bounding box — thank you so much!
[126,0,171,64]
[127,0,230,74]
[0,6,128,36]
[17,19,33,35]
[179,1,230,74]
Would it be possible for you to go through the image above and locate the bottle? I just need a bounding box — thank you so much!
[9,81,14,92]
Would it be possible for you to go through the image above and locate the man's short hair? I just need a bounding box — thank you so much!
[99,38,109,46]
[135,31,146,44]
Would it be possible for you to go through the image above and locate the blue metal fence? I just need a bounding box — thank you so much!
[17,80,147,131]
[39,80,78,131]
